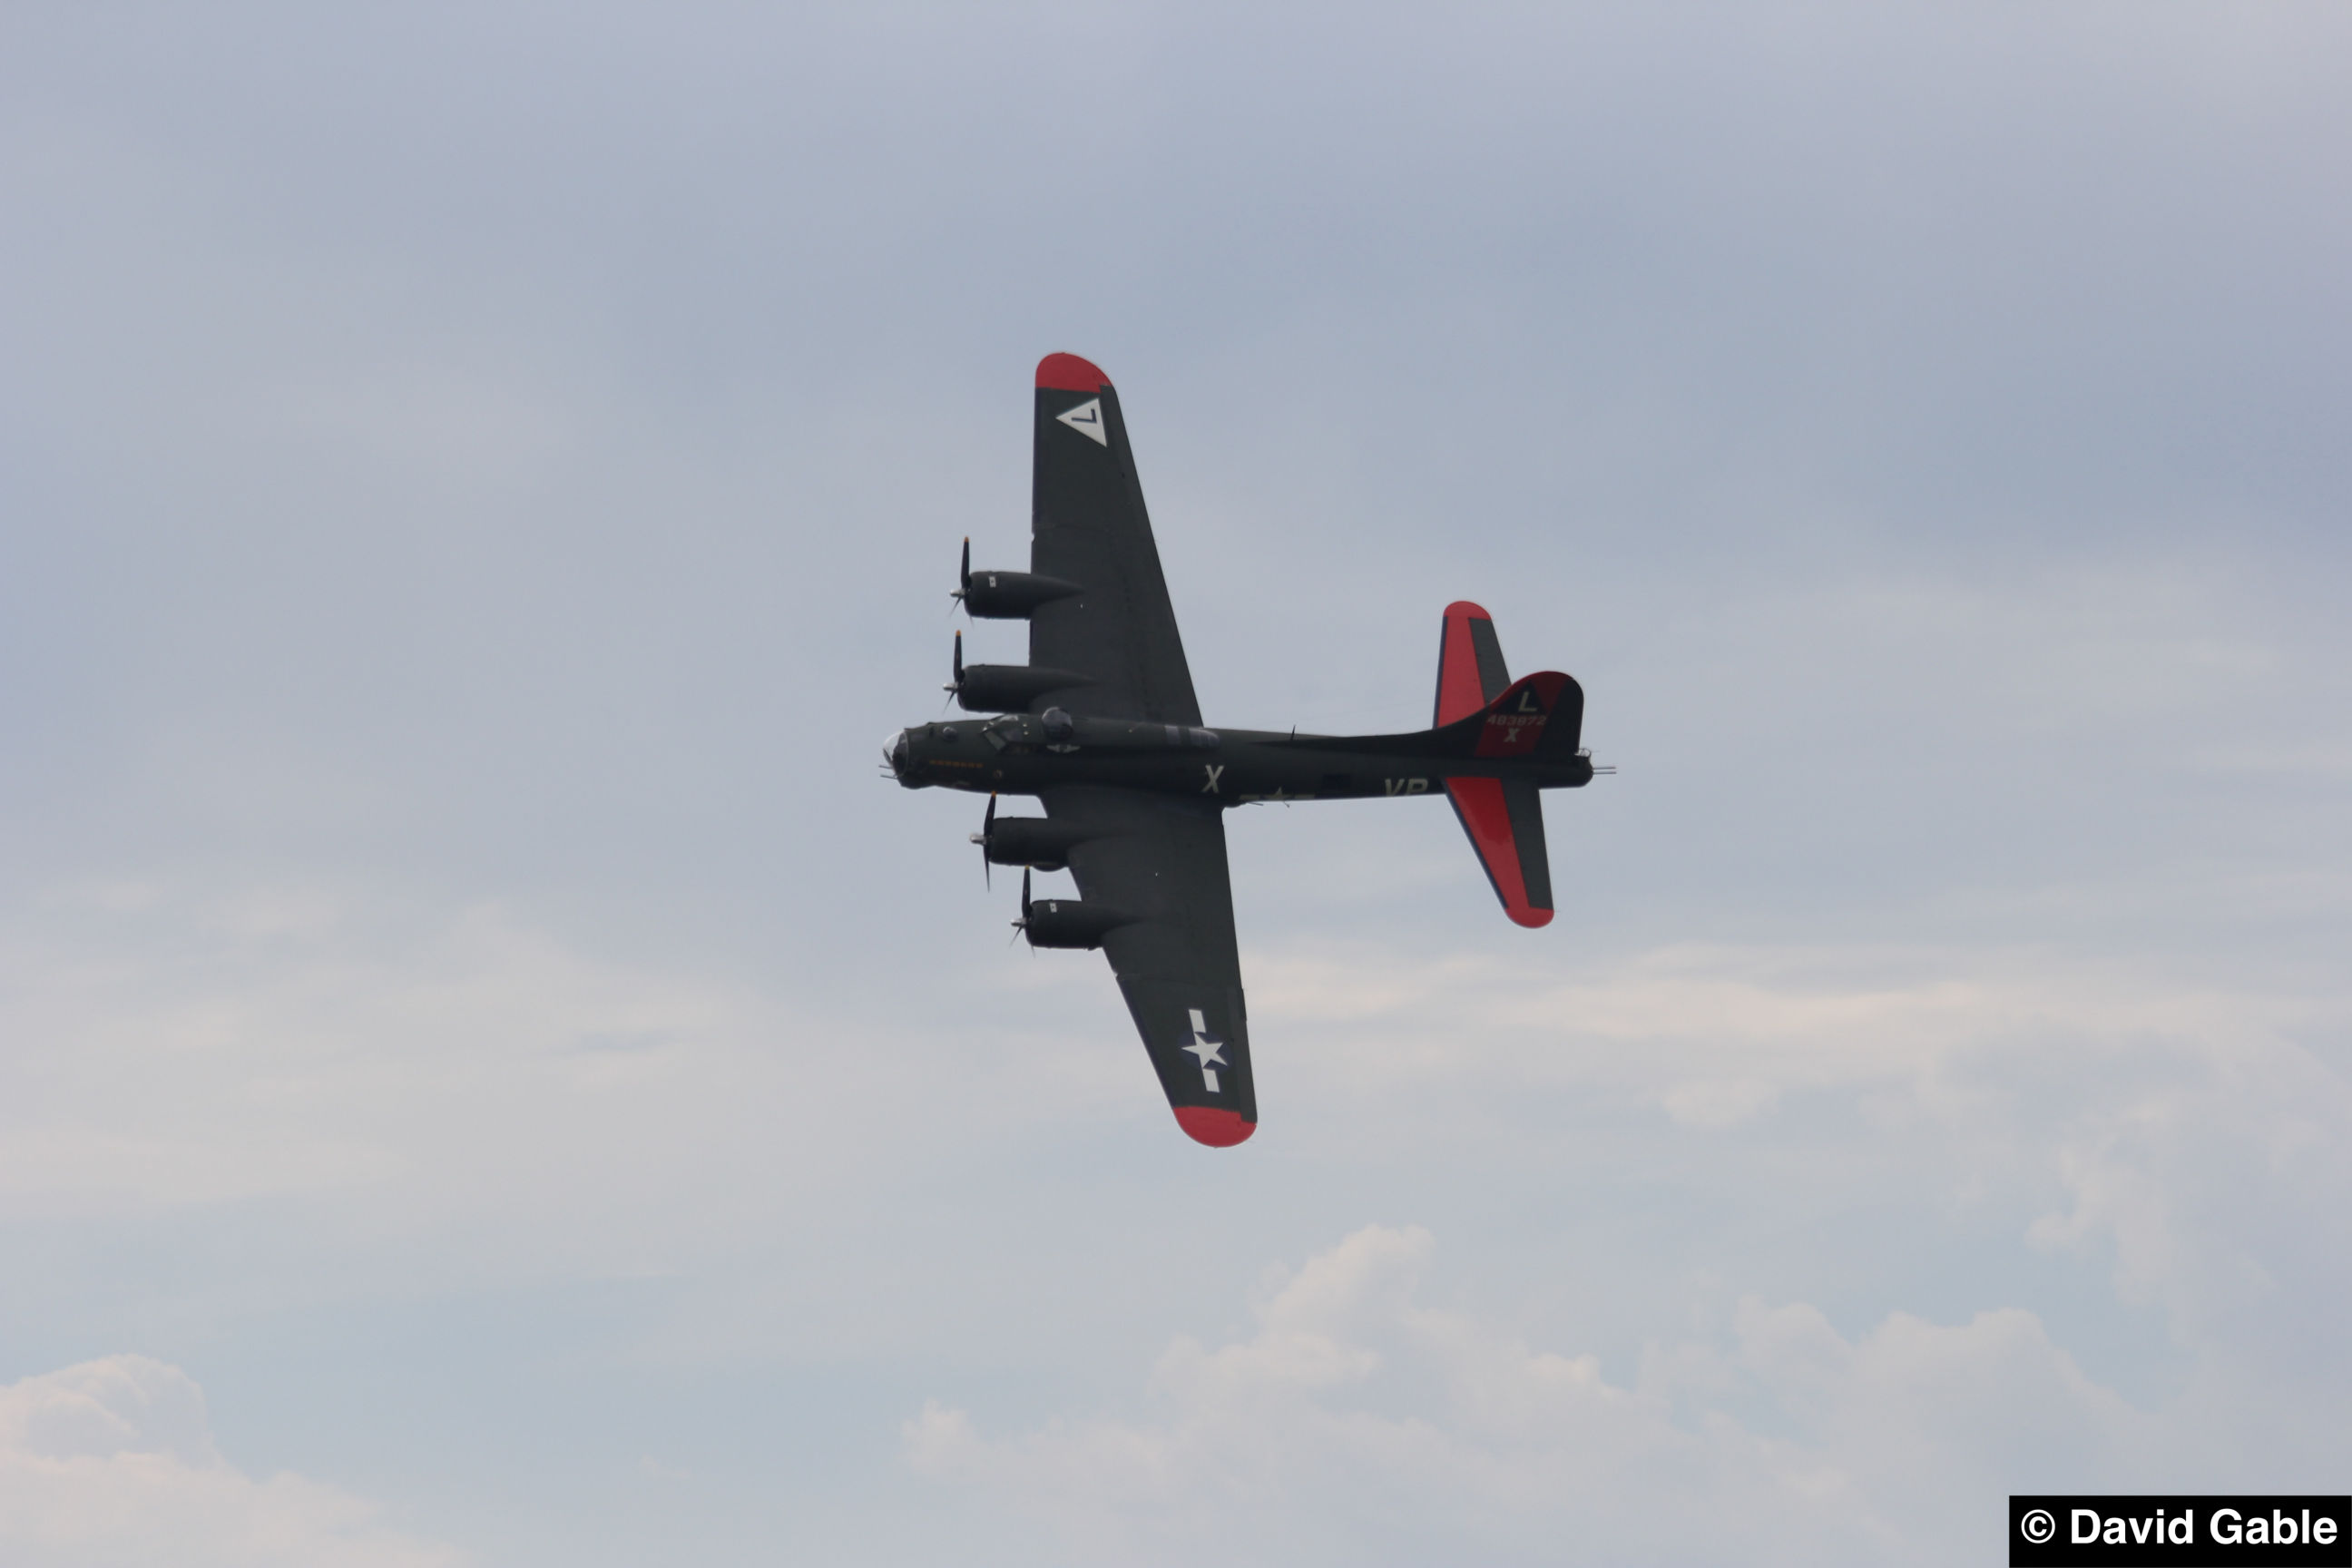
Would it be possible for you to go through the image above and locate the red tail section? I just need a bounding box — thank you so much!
[1446,777,1553,926]
[1433,604,1561,927]
[1435,601,1513,725]
[1468,671,1573,758]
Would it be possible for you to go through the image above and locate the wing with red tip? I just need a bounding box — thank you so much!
[1042,784,1257,1146]
[1026,354,1202,724]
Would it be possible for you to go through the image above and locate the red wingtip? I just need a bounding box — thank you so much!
[1036,353,1111,392]
[1173,1105,1256,1147]
[1509,906,1555,928]
[1444,600,1492,621]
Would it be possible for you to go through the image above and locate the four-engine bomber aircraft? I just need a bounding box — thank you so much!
[887,354,1603,1147]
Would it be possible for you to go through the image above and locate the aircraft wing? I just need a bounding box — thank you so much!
[1027,354,1202,724]
[1041,783,1256,1145]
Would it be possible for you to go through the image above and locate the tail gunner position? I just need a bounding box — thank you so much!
[886,354,1608,1147]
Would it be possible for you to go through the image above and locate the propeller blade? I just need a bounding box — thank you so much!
[959,536,971,594]
[944,629,964,699]
[980,793,996,887]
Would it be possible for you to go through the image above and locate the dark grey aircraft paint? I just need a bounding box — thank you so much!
[890,354,1603,1145]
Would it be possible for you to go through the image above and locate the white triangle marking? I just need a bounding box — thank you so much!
[1056,397,1108,446]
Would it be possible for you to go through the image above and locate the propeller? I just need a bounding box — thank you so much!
[968,793,996,887]
[941,629,965,711]
[1011,866,1033,947]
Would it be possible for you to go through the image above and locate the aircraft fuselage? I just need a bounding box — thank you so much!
[887,710,1596,803]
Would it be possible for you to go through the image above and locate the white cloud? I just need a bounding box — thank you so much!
[1252,935,2347,1158]
[902,931,2352,1562]
[906,1225,2155,1566]
[0,879,987,1310]
[4,877,2346,1557]
[1264,935,2352,1338]
[0,1356,461,1568]
[8,877,2347,1373]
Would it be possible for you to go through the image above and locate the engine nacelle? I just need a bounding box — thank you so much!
[1021,897,1137,950]
[979,816,1091,871]
[961,569,1083,619]
[956,663,1090,713]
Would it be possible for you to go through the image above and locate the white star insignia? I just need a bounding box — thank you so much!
[1183,1007,1227,1092]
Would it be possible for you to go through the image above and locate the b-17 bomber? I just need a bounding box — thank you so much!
[887,354,1607,1146]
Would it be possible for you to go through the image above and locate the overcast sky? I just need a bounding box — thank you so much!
[4,3,2348,1563]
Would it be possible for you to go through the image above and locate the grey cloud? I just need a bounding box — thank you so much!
[1,2,2347,1560]
[0,1356,463,1568]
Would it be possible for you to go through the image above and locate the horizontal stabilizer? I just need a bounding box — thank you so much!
[1446,775,1553,927]
[1436,601,1514,726]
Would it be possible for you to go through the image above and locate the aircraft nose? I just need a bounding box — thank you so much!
[884,730,911,779]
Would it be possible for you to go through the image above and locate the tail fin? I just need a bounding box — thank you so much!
[1436,604,1563,926]
[1379,670,1582,762]
[1435,601,1513,725]
[1446,776,1553,927]
[1287,613,1583,764]
[1435,603,1584,757]
[1270,601,1574,924]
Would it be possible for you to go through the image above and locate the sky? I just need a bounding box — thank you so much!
[2,2,2348,1563]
